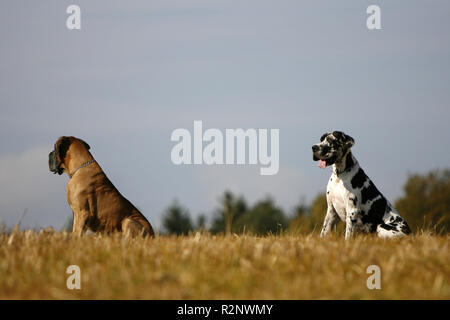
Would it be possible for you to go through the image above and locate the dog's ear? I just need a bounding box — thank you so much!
[343,133,355,149]
[55,136,71,163]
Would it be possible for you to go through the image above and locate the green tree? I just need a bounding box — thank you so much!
[395,169,450,233]
[288,193,342,235]
[210,191,247,234]
[195,214,207,231]
[237,197,287,235]
[162,201,194,235]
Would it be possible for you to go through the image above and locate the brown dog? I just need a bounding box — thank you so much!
[49,136,154,237]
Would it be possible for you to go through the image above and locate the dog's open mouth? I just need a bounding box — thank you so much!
[318,159,327,169]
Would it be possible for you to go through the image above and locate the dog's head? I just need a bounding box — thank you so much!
[312,131,354,168]
[48,136,90,175]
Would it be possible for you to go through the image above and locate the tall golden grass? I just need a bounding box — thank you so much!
[0,229,448,299]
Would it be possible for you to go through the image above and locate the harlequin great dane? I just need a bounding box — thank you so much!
[312,131,411,239]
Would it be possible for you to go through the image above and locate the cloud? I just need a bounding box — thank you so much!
[0,146,69,229]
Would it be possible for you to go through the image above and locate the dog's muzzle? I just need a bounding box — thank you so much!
[312,144,336,168]
[48,150,63,175]
[312,144,328,161]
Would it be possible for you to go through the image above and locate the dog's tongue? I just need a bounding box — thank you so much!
[318,160,327,169]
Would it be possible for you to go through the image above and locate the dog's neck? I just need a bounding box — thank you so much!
[69,159,96,179]
[65,145,95,177]
[333,151,359,176]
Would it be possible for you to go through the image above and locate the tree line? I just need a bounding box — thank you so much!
[162,169,450,235]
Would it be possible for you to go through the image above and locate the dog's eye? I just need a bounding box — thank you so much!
[320,134,327,142]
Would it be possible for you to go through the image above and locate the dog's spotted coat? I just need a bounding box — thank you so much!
[312,131,411,239]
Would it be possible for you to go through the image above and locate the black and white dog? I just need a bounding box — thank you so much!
[312,131,411,238]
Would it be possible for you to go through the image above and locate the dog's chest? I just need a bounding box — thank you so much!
[326,174,351,221]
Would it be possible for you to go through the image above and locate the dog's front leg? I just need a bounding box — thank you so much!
[320,203,339,237]
[344,195,360,239]
[345,212,358,239]
[72,210,88,236]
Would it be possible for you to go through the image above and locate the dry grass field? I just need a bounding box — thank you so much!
[0,230,448,299]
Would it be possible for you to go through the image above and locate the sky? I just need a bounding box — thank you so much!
[0,1,449,231]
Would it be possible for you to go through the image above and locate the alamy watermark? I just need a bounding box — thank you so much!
[170,121,279,175]
[66,4,381,31]
[367,5,381,30]
[366,265,381,290]
[66,265,81,290]
[66,5,81,30]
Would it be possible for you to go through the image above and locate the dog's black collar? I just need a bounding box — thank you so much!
[69,159,96,179]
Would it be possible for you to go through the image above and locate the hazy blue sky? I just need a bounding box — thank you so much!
[1,1,449,230]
